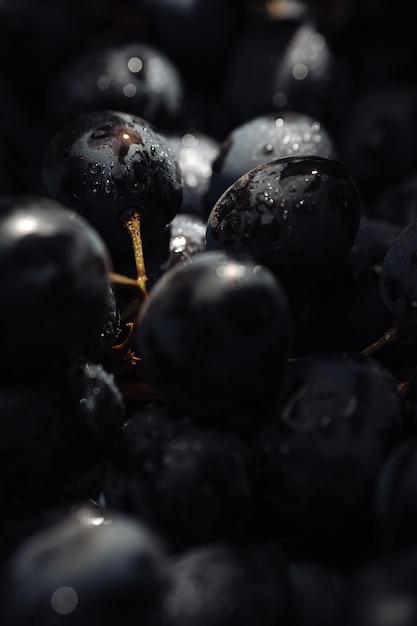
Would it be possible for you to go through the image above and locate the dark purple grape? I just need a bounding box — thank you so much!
[161,542,288,626]
[0,361,124,508]
[163,212,206,271]
[0,0,96,100]
[348,549,417,626]
[373,439,417,555]
[206,155,362,308]
[103,403,255,549]
[0,496,104,560]
[78,285,122,364]
[47,41,185,130]
[206,111,338,212]
[370,174,417,228]
[139,0,246,89]
[337,85,417,204]
[134,251,292,428]
[0,505,169,626]
[42,109,182,281]
[253,353,405,534]
[165,130,220,219]
[380,219,417,338]
[222,9,339,127]
[293,216,400,354]
[0,195,112,375]
[285,561,349,626]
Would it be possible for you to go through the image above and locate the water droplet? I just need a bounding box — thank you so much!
[128,56,143,73]
[97,75,110,90]
[263,143,274,155]
[88,162,101,175]
[51,587,78,615]
[292,63,309,80]
[123,83,137,97]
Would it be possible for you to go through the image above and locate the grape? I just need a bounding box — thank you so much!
[370,174,417,229]
[78,285,122,365]
[161,542,288,626]
[293,216,400,354]
[47,41,185,130]
[103,403,255,550]
[165,130,220,219]
[373,439,417,555]
[206,155,362,308]
[0,361,124,508]
[348,549,417,626]
[337,85,417,204]
[285,561,349,626]
[134,251,292,428]
[42,109,183,301]
[380,219,417,338]
[163,212,206,271]
[222,7,339,126]
[139,0,246,89]
[0,195,112,375]
[205,111,338,212]
[0,496,105,560]
[0,505,169,626]
[252,353,405,534]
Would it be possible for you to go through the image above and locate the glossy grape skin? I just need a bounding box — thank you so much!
[373,439,417,555]
[163,212,206,271]
[252,353,405,535]
[0,361,124,508]
[206,155,362,307]
[370,174,417,229]
[205,111,338,212]
[337,85,417,204]
[0,505,169,626]
[285,561,349,626]
[293,216,400,354]
[134,251,293,429]
[380,219,417,338]
[161,542,288,626]
[47,41,185,130]
[0,496,103,561]
[78,285,122,365]
[0,195,112,375]
[165,131,220,219]
[138,0,246,89]
[347,549,417,626]
[222,10,338,127]
[42,109,182,274]
[103,403,255,550]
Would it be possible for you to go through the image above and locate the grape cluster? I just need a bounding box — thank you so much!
[1,1,417,625]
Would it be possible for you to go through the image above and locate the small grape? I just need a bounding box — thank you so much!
[135,251,293,429]
[206,155,362,307]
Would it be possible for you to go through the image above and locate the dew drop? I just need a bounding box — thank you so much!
[88,162,101,175]
[263,143,274,155]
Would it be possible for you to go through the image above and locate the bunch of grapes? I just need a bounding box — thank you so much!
[1,1,417,625]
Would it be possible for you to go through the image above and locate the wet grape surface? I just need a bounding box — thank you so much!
[1,2,417,625]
